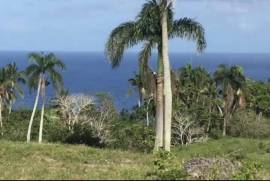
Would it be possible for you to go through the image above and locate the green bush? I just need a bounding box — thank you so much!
[229,110,270,138]
[110,120,155,153]
[209,128,223,140]
[233,161,263,180]
[1,109,67,143]
[1,110,31,141]
[146,151,187,180]
[63,124,102,147]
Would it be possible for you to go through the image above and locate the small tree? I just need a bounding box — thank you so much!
[172,111,205,146]
[55,93,94,132]
[172,112,194,146]
[85,93,118,145]
[214,65,246,136]
[56,93,117,145]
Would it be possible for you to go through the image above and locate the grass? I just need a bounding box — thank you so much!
[0,138,269,179]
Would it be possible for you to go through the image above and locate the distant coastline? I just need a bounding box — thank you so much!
[1,51,269,110]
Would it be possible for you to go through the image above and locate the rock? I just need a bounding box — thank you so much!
[184,157,242,180]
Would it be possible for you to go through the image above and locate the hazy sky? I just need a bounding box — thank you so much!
[0,0,269,53]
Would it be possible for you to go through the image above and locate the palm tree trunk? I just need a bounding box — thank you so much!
[223,115,227,136]
[138,87,142,107]
[207,103,212,134]
[223,84,233,137]
[141,87,146,102]
[146,99,149,127]
[0,98,3,136]
[223,99,229,137]
[27,77,41,143]
[154,49,164,151]
[161,6,172,152]
[38,79,46,143]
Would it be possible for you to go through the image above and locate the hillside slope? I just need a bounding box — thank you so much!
[0,138,269,179]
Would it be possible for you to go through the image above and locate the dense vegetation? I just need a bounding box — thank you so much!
[0,63,269,173]
[0,54,270,179]
[2,63,270,148]
[1,0,270,179]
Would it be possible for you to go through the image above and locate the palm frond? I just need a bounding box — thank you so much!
[46,53,66,70]
[25,64,41,76]
[47,68,64,93]
[171,18,207,53]
[139,40,155,69]
[27,71,41,92]
[28,52,44,66]
[105,21,140,67]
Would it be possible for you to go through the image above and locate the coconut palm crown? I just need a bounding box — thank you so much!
[26,52,65,93]
[105,0,206,67]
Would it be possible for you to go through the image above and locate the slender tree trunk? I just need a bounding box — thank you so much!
[27,77,41,143]
[223,84,233,137]
[141,87,146,102]
[138,87,143,107]
[223,115,228,136]
[223,98,229,137]
[154,48,164,151]
[9,102,12,114]
[146,97,153,127]
[0,98,3,136]
[161,5,172,152]
[38,79,46,143]
[207,104,212,134]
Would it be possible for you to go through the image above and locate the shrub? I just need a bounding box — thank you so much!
[55,93,118,147]
[233,161,263,180]
[229,110,270,138]
[208,128,223,139]
[54,93,94,131]
[63,123,102,147]
[1,109,34,141]
[1,109,67,142]
[172,111,206,146]
[146,151,187,180]
[110,120,155,153]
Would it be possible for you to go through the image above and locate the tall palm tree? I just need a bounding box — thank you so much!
[105,0,206,151]
[214,64,246,136]
[0,63,25,135]
[26,52,65,143]
[159,0,172,151]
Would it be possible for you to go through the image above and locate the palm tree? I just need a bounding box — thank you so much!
[0,63,25,135]
[129,73,146,107]
[159,0,172,151]
[105,0,206,151]
[26,52,65,143]
[214,64,246,136]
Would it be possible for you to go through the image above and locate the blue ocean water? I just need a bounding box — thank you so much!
[0,51,269,110]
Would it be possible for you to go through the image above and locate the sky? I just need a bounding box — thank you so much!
[0,0,269,53]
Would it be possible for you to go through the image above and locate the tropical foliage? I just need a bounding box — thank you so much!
[0,63,25,135]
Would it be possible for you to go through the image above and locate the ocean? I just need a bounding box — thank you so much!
[0,51,269,110]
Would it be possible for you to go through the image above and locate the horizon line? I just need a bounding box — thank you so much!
[0,50,270,54]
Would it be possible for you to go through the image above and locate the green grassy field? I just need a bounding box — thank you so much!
[0,138,269,180]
